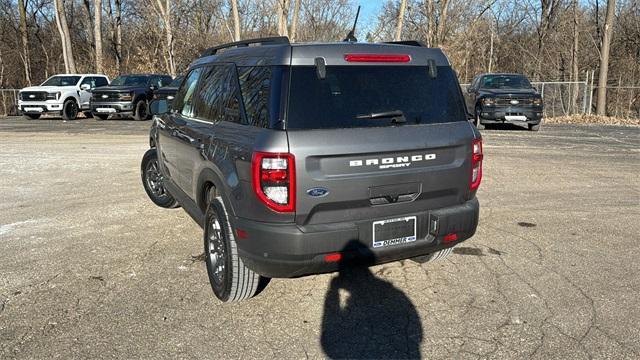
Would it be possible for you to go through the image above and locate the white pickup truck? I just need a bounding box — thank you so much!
[18,74,110,120]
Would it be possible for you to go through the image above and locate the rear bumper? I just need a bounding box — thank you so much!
[479,106,543,124]
[90,101,134,115]
[232,198,479,278]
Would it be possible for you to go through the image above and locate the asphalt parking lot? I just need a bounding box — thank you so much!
[0,117,639,359]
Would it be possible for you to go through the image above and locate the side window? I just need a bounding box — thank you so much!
[238,66,271,128]
[95,77,108,87]
[80,77,95,88]
[193,64,242,124]
[173,68,203,117]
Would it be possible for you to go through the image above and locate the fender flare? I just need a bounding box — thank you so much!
[196,167,236,217]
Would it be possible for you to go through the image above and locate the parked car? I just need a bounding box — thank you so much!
[465,73,543,131]
[152,75,184,106]
[18,74,109,120]
[141,37,483,302]
[91,74,172,120]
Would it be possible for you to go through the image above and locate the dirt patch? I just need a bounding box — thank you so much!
[546,114,639,126]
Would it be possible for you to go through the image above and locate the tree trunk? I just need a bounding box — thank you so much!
[54,0,77,73]
[94,0,103,73]
[596,0,615,116]
[289,0,301,42]
[394,0,407,41]
[426,0,435,47]
[155,0,176,77]
[106,0,123,72]
[570,0,580,113]
[230,0,241,41]
[276,0,290,37]
[436,0,451,45]
[18,0,31,85]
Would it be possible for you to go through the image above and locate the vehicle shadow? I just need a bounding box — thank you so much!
[320,241,423,359]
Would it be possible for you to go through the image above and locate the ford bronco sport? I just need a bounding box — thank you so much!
[141,37,483,302]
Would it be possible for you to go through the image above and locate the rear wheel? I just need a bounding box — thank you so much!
[411,247,454,264]
[62,99,78,120]
[133,100,149,121]
[528,123,540,131]
[204,197,263,302]
[474,106,485,130]
[96,114,109,120]
[141,149,179,208]
[23,113,40,120]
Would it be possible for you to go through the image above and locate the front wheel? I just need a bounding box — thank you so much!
[133,100,149,121]
[141,149,179,208]
[62,99,78,120]
[204,197,264,302]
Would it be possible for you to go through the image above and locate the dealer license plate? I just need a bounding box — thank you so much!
[372,216,417,248]
[505,115,527,121]
[24,107,43,112]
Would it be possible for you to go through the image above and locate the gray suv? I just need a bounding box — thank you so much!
[141,37,483,302]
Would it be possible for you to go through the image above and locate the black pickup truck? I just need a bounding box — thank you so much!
[465,73,543,131]
[91,74,172,120]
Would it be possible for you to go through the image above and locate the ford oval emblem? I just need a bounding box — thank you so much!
[101,94,109,98]
[510,99,519,105]
[307,187,329,198]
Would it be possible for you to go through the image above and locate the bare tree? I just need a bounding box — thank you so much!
[151,0,176,77]
[289,0,301,42]
[106,0,122,72]
[276,0,290,37]
[18,0,31,85]
[230,0,240,41]
[596,0,616,115]
[94,0,103,73]
[54,0,76,73]
[570,0,580,112]
[394,0,407,41]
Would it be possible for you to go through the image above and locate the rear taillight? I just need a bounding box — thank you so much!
[344,54,411,63]
[470,139,483,191]
[252,152,295,213]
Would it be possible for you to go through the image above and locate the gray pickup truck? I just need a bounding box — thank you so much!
[141,37,483,302]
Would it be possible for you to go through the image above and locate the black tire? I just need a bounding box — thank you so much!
[204,197,263,302]
[62,99,79,120]
[411,247,454,264]
[133,100,149,121]
[528,123,540,131]
[96,114,109,120]
[23,113,40,120]
[83,111,93,118]
[474,106,485,130]
[141,149,179,208]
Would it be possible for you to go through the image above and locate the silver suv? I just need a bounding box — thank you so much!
[141,37,483,302]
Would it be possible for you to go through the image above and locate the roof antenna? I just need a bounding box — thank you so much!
[343,5,361,42]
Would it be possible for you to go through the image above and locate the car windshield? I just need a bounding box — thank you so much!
[286,66,467,129]
[41,76,81,86]
[480,75,532,89]
[110,75,149,86]
[168,76,184,87]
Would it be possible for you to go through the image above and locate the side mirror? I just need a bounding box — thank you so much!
[150,85,157,91]
[149,99,168,115]
[80,84,91,91]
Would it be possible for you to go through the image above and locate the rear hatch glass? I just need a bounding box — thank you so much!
[286,66,466,129]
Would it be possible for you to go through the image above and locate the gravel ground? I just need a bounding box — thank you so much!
[0,117,639,359]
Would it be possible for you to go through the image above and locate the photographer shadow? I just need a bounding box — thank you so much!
[320,241,423,359]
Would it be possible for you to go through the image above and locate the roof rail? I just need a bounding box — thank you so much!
[200,36,290,57]
[382,40,427,47]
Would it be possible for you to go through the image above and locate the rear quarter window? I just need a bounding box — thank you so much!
[286,66,466,130]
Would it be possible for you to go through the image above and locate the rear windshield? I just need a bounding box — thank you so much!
[286,66,466,129]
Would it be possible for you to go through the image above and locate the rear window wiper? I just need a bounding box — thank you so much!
[355,110,407,123]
